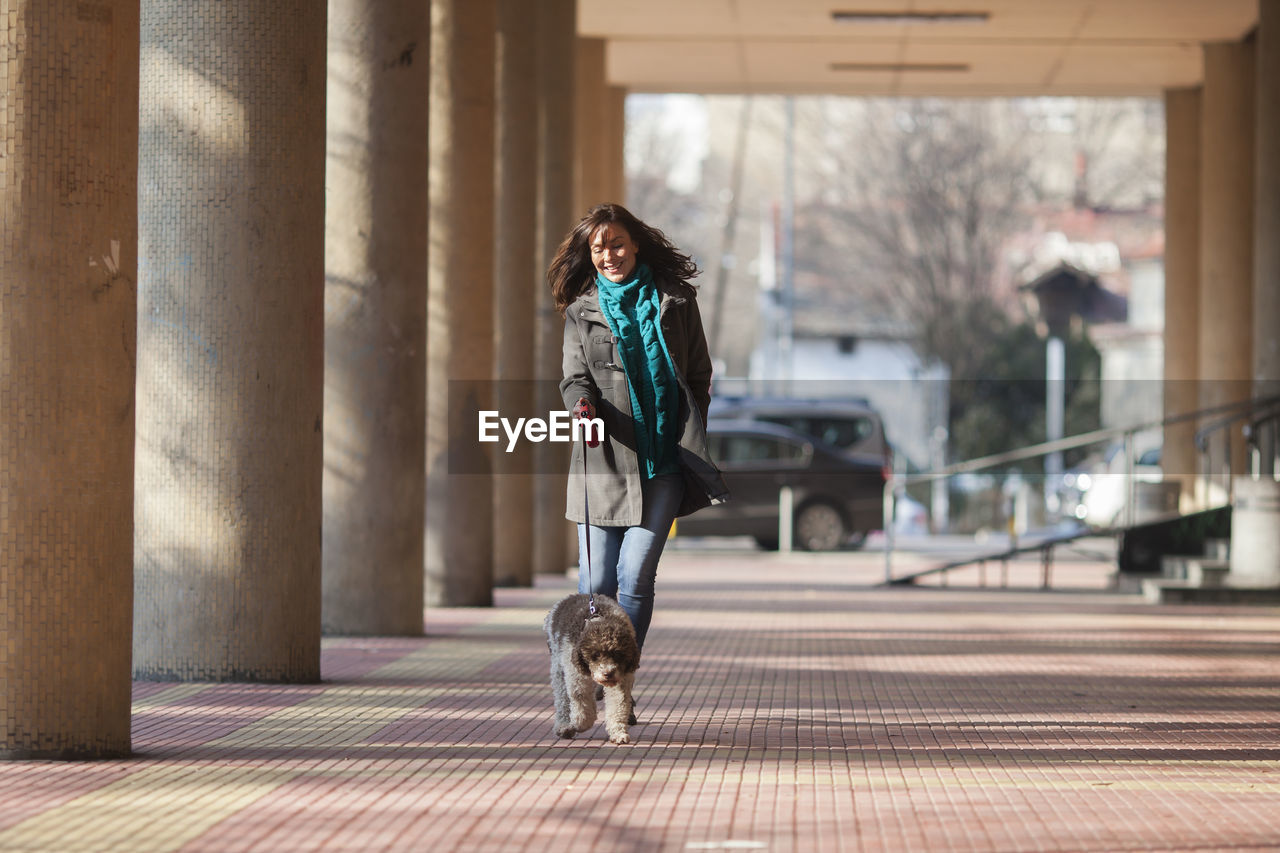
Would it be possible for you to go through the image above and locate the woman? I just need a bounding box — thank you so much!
[550,203,728,653]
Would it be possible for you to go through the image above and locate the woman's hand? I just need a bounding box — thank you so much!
[572,398,600,447]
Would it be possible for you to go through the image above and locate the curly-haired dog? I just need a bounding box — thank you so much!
[544,593,640,744]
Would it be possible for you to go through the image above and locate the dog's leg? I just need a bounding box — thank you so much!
[567,665,598,733]
[556,647,597,733]
[623,671,637,726]
[550,650,576,739]
[602,675,633,744]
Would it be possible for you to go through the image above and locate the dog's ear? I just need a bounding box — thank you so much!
[574,649,590,673]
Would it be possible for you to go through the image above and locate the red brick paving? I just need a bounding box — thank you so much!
[0,547,1277,852]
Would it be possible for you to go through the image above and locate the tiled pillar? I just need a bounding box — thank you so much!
[1163,88,1201,507]
[575,38,608,214]
[575,42,626,211]
[1198,40,1256,479]
[493,0,539,588]
[1255,0,1280,476]
[424,0,497,606]
[533,0,577,576]
[322,0,429,634]
[134,1,327,681]
[0,0,138,759]
[605,86,628,206]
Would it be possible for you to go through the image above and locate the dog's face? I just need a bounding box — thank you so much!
[583,650,624,686]
[577,619,640,686]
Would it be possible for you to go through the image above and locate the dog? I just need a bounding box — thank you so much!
[544,593,640,744]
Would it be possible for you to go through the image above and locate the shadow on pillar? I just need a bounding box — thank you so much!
[321,0,429,636]
[133,2,326,682]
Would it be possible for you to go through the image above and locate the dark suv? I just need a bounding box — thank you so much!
[677,420,886,551]
[707,397,892,478]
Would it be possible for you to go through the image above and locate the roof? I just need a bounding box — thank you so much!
[1021,262,1129,329]
[580,0,1258,97]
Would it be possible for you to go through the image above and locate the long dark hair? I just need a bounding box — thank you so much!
[548,203,700,316]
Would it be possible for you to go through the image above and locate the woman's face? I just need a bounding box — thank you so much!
[589,223,638,283]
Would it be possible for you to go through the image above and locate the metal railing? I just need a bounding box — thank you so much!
[882,392,1280,584]
[1244,403,1280,480]
[1194,397,1280,502]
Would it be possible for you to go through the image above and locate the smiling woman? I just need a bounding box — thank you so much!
[590,223,638,282]
[548,203,729,655]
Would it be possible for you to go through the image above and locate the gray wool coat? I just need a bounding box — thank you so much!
[560,278,730,526]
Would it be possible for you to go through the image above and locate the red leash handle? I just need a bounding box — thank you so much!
[573,398,600,447]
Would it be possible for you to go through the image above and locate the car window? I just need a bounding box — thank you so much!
[758,415,872,451]
[715,434,807,465]
[811,416,873,448]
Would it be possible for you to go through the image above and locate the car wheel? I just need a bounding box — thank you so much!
[753,536,779,551]
[794,502,846,551]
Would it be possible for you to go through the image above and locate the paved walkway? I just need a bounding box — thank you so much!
[1,547,1278,852]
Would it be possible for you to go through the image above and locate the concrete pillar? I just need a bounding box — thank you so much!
[425,0,497,607]
[1229,479,1280,586]
[135,1,327,681]
[575,43,627,211]
[322,0,430,634]
[493,0,539,588]
[1163,88,1202,507]
[1255,0,1280,476]
[533,0,577,576]
[606,86,629,206]
[0,0,137,759]
[1198,39,1256,480]
[575,38,608,214]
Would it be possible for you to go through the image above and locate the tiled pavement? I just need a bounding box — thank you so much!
[1,546,1279,852]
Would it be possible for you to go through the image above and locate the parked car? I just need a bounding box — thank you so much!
[707,397,891,474]
[677,420,886,551]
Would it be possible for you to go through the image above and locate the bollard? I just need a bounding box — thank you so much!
[882,482,896,583]
[779,486,794,553]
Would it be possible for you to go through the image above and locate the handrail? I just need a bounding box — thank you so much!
[1243,402,1280,442]
[894,392,1280,488]
[1244,403,1280,480]
[882,391,1280,583]
[1196,397,1280,448]
[1192,395,1280,503]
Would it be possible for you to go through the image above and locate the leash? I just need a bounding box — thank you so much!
[574,399,599,619]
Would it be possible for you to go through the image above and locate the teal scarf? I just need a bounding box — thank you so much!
[595,264,680,479]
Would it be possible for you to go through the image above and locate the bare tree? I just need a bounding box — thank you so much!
[805,99,1042,379]
[621,95,1162,387]
[624,96,712,241]
[1068,98,1165,211]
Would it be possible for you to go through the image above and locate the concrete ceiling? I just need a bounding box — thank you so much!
[578,0,1259,96]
